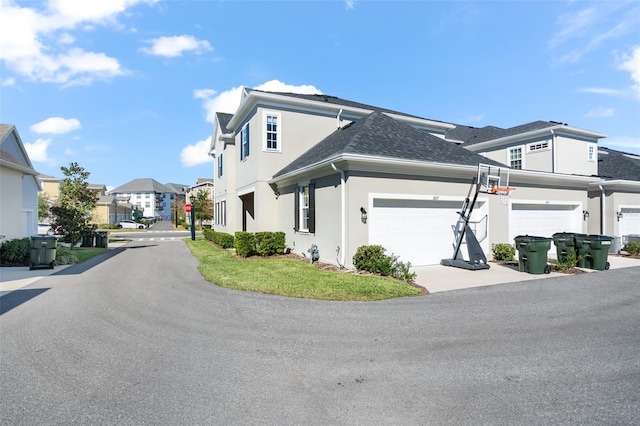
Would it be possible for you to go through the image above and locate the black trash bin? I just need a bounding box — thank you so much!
[94,230,109,248]
[514,235,552,274]
[80,232,95,247]
[29,235,57,270]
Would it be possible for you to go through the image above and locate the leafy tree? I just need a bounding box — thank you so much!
[49,162,98,248]
[38,193,51,221]
[193,189,213,227]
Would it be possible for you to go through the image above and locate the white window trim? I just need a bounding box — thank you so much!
[508,145,525,169]
[263,111,282,153]
[299,184,310,233]
[240,122,249,161]
[587,144,596,162]
[527,140,551,153]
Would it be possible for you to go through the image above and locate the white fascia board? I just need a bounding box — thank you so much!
[464,125,607,152]
[588,180,640,191]
[227,91,456,132]
[0,159,39,176]
[268,154,477,186]
[509,168,599,187]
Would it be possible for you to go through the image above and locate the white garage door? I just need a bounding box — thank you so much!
[369,198,488,267]
[619,207,640,240]
[509,202,582,257]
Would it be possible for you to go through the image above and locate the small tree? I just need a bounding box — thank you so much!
[49,162,98,248]
[193,189,213,228]
[38,193,51,222]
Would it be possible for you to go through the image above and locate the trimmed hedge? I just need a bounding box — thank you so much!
[353,244,416,282]
[234,231,286,258]
[203,228,235,249]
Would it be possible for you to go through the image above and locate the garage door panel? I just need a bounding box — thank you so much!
[619,207,640,239]
[370,198,487,267]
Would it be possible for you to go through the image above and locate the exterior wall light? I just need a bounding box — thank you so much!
[616,211,623,221]
[583,210,589,221]
[360,207,367,224]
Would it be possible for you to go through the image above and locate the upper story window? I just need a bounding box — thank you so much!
[588,144,596,161]
[264,112,281,152]
[240,123,250,160]
[217,153,223,177]
[509,147,523,169]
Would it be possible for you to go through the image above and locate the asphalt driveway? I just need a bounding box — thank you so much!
[1,239,639,425]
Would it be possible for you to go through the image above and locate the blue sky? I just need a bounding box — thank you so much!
[2,0,639,191]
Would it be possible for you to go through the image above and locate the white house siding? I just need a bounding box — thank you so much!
[1,169,24,241]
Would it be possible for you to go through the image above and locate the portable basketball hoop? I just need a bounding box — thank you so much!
[491,186,515,205]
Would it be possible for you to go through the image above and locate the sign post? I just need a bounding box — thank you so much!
[185,203,195,241]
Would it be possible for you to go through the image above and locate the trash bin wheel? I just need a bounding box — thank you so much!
[544,265,552,274]
[605,262,610,271]
[49,261,54,269]
[29,260,34,271]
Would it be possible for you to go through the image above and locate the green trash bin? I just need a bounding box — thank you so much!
[80,232,95,247]
[575,234,613,270]
[552,232,585,265]
[94,230,109,248]
[514,235,552,274]
[29,235,57,270]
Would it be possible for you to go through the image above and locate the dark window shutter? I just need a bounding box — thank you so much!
[294,187,299,231]
[308,183,315,234]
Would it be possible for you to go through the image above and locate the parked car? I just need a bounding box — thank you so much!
[117,220,145,229]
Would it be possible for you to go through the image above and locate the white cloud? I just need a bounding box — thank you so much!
[346,0,356,11]
[195,80,322,124]
[585,106,614,118]
[2,76,16,86]
[180,136,213,167]
[0,0,154,85]
[140,35,213,57]
[24,138,53,163]
[30,117,81,134]
[578,87,627,98]
[618,45,640,99]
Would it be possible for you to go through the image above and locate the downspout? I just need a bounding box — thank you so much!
[550,129,556,173]
[331,163,346,267]
[598,184,605,235]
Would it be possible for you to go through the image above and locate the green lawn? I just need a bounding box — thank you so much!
[185,238,424,301]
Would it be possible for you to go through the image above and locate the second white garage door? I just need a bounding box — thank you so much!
[509,201,582,257]
[369,197,488,267]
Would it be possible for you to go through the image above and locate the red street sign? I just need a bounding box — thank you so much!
[185,203,192,213]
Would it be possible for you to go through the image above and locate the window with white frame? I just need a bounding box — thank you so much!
[240,123,250,160]
[264,112,281,152]
[528,141,549,152]
[588,144,595,161]
[509,147,523,169]
[218,153,223,177]
[294,183,315,233]
[221,200,226,226]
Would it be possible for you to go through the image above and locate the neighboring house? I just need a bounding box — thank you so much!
[39,174,61,203]
[109,178,186,221]
[184,178,214,226]
[0,124,41,241]
[210,89,638,268]
[588,148,640,244]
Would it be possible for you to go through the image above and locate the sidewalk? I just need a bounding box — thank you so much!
[414,255,640,293]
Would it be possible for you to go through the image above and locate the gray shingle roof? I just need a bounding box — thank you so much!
[598,148,640,181]
[216,112,233,133]
[248,89,450,123]
[451,121,558,145]
[110,178,176,194]
[274,112,505,178]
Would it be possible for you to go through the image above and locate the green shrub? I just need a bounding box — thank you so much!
[204,229,235,249]
[99,223,118,229]
[492,243,515,262]
[554,248,581,271]
[353,245,416,282]
[255,231,286,256]
[623,240,640,256]
[54,245,76,265]
[235,232,256,257]
[0,238,30,265]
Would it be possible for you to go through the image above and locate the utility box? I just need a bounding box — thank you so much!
[514,235,552,274]
[29,235,57,270]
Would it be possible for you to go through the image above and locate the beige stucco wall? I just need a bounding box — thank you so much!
[555,135,597,176]
[41,180,60,201]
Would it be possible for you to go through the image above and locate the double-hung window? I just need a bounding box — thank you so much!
[588,144,595,161]
[217,153,223,177]
[294,183,315,233]
[240,123,250,160]
[264,112,281,152]
[509,147,523,169]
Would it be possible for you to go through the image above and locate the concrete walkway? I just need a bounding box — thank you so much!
[414,255,640,293]
[2,243,639,296]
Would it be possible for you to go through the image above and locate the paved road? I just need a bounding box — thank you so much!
[1,238,639,425]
